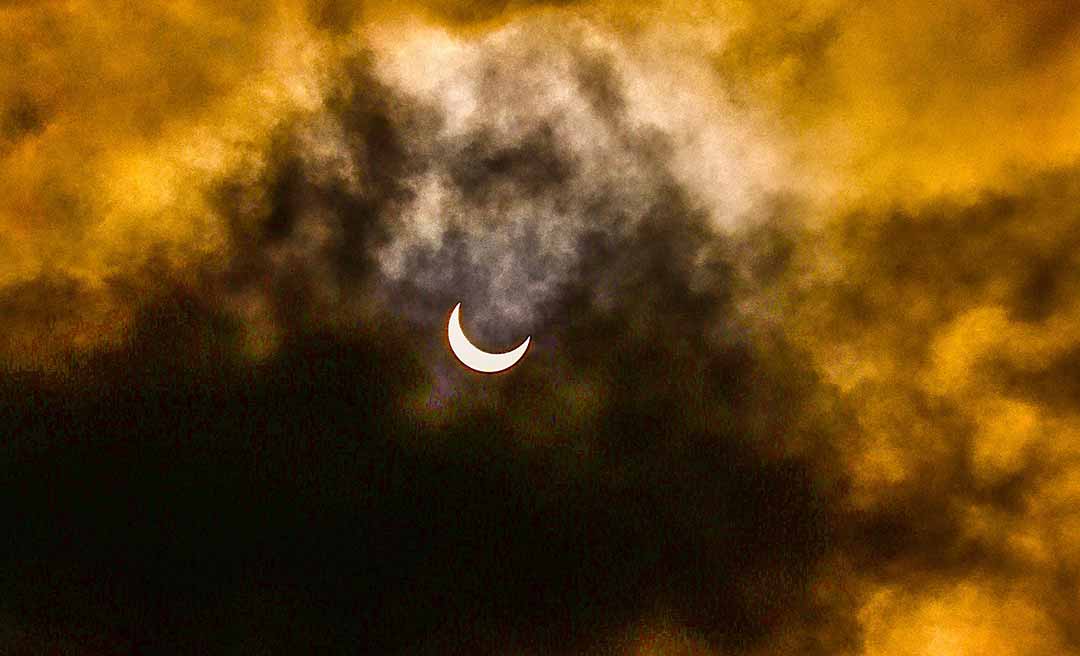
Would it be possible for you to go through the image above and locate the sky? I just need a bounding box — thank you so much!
[2,0,1080,653]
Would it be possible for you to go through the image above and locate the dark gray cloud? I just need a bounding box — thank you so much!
[0,33,850,655]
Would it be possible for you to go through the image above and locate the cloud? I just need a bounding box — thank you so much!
[773,164,1080,653]
[1,12,843,653]
[4,1,1080,654]
[715,0,1080,201]
[0,1,337,366]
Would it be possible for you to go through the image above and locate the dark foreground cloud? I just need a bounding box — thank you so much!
[0,34,843,656]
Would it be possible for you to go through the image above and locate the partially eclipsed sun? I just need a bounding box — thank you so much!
[447,302,531,373]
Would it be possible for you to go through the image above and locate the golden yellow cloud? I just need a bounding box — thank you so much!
[4,2,1080,652]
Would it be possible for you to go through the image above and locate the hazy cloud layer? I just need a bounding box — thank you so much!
[2,1,1080,653]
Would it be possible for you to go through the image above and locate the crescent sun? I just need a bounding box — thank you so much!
[447,302,531,374]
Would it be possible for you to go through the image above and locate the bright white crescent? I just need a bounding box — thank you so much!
[447,302,530,373]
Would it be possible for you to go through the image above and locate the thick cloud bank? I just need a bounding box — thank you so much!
[2,1,1080,654]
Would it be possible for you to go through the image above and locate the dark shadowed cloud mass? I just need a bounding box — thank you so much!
[2,1,1080,653]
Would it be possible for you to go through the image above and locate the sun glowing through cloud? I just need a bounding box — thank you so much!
[447,302,531,373]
